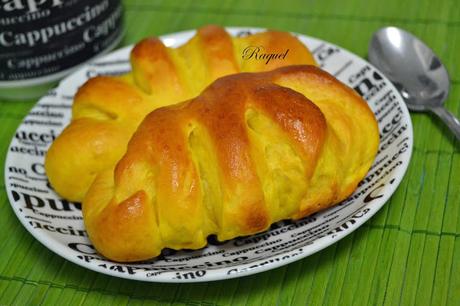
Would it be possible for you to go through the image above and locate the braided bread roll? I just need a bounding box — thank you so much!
[83,65,379,262]
[45,25,316,202]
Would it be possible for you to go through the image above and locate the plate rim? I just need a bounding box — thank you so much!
[4,26,414,283]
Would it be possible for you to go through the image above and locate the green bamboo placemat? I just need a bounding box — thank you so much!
[1,0,459,305]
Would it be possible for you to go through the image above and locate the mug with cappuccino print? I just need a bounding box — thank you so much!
[0,0,124,100]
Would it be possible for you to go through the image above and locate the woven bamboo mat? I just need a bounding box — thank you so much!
[1,0,459,305]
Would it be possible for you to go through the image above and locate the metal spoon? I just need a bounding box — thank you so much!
[368,26,460,140]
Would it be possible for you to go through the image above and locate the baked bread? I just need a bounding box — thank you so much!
[45,25,317,202]
[83,65,379,262]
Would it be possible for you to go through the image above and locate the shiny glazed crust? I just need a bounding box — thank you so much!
[45,25,317,202]
[83,65,379,262]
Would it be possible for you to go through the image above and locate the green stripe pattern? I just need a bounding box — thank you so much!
[0,0,459,305]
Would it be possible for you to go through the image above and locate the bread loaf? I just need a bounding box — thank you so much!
[83,65,379,262]
[45,25,317,202]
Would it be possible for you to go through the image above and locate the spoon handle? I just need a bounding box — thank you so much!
[431,106,460,141]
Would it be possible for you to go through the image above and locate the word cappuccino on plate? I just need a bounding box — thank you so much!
[242,46,289,64]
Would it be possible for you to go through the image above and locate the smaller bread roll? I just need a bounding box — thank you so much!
[45,25,317,202]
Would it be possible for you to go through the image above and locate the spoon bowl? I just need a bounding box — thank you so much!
[369,27,460,140]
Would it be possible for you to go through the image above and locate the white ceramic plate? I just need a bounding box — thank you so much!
[4,27,413,283]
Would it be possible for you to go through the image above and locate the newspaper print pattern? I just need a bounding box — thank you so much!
[4,28,413,282]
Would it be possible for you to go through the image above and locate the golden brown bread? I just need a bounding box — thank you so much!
[83,65,379,262]
[45,25,317,202]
